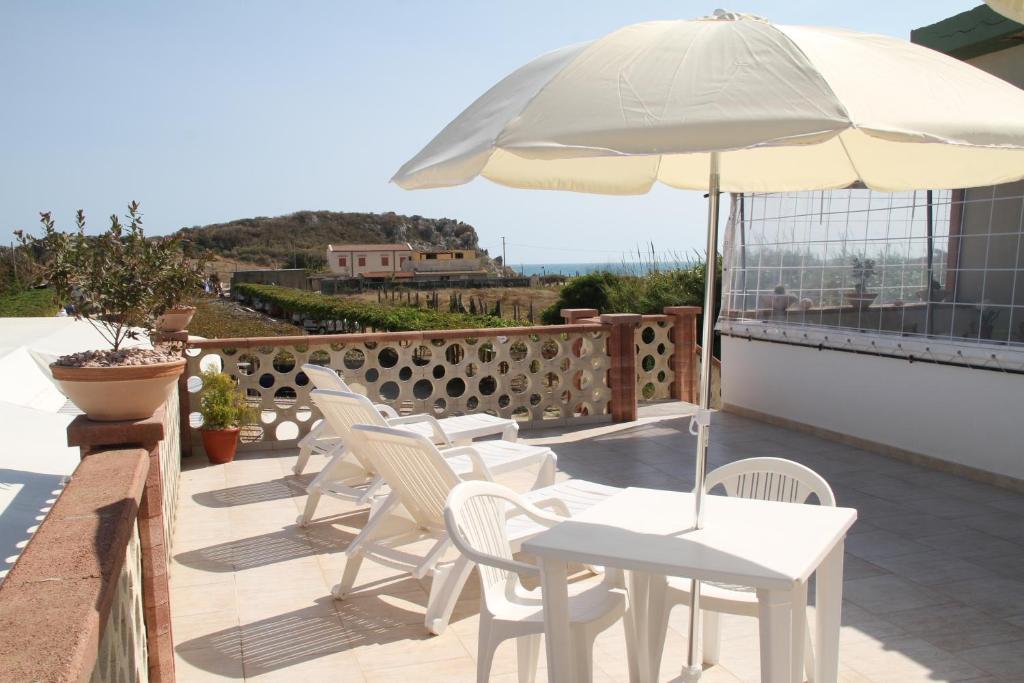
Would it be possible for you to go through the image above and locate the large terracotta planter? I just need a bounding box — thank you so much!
[50,358,186,421]
[201,427,241,464]
[155,305,196,333]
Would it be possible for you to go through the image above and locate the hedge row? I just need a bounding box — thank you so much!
[234,283,517,332]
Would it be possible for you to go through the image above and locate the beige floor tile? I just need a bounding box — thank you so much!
[174,645,244,681]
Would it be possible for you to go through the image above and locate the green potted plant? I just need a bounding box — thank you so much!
[197,369,258,464]
[153,247,206,333]
[844,256,878,308]
[17,202,198,421]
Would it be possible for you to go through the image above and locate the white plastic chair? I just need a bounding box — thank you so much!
[336,423,621,635]
[651,457,836,682]
[298,389,551,527]
[293,364,400,475]
[445,480,635,683]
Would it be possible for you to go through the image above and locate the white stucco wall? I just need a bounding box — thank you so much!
[721,335,1023,481]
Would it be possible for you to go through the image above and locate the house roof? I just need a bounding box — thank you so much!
[912,5,1024,59]
[327,243,412,252]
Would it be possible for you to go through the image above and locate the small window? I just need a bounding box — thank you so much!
[400,256,407,265]
[339,256,347,267]
[358,256,366,267]
[427,253,437,260]
[455,252,464,259]
[381,256,389,266]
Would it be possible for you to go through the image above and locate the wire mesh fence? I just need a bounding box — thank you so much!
[722,184,1024,347]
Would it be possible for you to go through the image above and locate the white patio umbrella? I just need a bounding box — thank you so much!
[988,0,1024,23]
[392,10,1024,679]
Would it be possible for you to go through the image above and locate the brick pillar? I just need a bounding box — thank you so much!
[664,306,701,403]
[67,412,176,683]
[561,308,599,324]
[600,313,641,422]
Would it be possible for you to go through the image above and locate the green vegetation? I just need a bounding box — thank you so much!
[187,296,304,339]
[540,258,719,324]
[198,370,259,429]
[235,283,517,332]
[0,288,59,317]
[175,210,483,269]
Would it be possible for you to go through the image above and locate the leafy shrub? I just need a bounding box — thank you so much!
[198,370,258,430]
[235,283,516,332]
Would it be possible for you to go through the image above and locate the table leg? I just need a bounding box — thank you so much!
[815,538,845,683]
[790,581,807,683]
[540,557,573,683]
[757,588,793,683]
[624,570,648,683]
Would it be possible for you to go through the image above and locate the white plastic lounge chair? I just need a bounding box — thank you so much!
[336,423,621,635]
[298,389,549,527]
[445,480,636,683]
[293,363,397,475]
[650,457,836,682]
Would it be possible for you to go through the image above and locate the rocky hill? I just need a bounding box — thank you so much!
[174,210,489,270]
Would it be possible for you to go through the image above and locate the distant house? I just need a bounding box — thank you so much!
[326,243,413,277]
[404,249,486,275]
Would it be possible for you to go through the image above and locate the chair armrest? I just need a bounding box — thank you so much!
[374,403,400,419]
[527,497,571,520]
[439,445,492,480]
[387,414,451,446]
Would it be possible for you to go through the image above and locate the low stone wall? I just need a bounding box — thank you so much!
[0,396,182,683]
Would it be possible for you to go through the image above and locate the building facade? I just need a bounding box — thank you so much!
[326,243,413,278]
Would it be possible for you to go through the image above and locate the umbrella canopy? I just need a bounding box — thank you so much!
[393,11,1024,194]
[988,0,1024,23]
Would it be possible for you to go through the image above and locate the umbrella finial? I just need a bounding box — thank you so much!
[707,8,767,22]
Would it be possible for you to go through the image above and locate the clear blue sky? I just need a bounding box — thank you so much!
[0,1,972,265]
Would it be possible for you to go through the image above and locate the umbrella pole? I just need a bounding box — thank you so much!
[684,151,722,682]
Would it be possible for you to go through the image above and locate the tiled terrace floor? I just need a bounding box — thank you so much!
[171,404,1024,682]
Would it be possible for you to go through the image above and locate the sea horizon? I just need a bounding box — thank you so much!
[515,260,695,277]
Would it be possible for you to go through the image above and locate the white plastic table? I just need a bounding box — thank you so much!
[521,487,857,683]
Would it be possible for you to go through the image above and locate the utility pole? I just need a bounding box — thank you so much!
[500,236,507,277]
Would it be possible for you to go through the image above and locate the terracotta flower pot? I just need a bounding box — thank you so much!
[201,427,241,464]
[50,358,186,421]
[155,305,196,333]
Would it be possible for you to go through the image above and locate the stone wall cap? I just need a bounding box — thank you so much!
[67,406,166,451]
[599,313,643,324]
[664,306,702,315]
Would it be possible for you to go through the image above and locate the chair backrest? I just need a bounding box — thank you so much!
[349,424,462,531]
[444,481,552,608]
[302,363,351,392]
[705,457,836,506]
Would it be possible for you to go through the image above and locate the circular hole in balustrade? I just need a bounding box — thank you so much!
[509,341,528,361]
[259,373,276,389]
[642,354,656,372]
[198,354,222,374]
[344,348,365,370]
[431,338,445,347]
[432,365,445,379]
[380,382,400,401]
[330,342,345,352]
[446,378,466,398]
[187,375,203,394]
[576,371,592,390]
[657,343,666,355]
[257,345,274,355]
[433,398,446,414]
[378,347,399,368]
[445,344,464,364]
[295,371,309,387]
[512,406,530,422]
[237,354,259,375]
[296,406,312,422]
[478,343,495,363]
[529,360,542,374]
[189,411,203,428]
[560,390,572,404]
[479,376,497,396]
[510,374,528,394]
[240,424,264,443]
[413,379,433,400]
[364,341,378,350]
[465,363,478,378]
[542,405,560,420]
[294,343,309,353]
[260,410,277,425]
[273,351,296,373]
[498,394,510,408]
[365,368,380,383]
[542,372,560,390]
[273,386,297,408]
[464,337,478,345]
[398,339,412,348]
[275,421,299,441]
[641,326,656,344]
[309,350,330,366]
[528,333,540,342]
[657,370,666,382]
[642,383,656,400]
[412,346,432,366]
[467,396,479,410]
[498,361,509,375]
[222,347,238,356]
[541,340,559,360]
[184,346,202,358]
[560,358,571,372]
[398,366,412,381]
[574,403,591,418]
[529,393,542,406]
